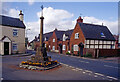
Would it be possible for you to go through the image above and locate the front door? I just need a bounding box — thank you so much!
[4,42,9,55]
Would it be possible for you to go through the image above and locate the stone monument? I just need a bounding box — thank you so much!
[19,5,60,70]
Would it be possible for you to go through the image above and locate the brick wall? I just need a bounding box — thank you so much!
[99,49,119,57]
[70,23,85,55]
[49,31,58,51]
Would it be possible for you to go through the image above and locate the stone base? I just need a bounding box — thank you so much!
[19,63,61,71]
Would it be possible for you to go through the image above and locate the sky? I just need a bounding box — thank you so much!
[1,1,119,41]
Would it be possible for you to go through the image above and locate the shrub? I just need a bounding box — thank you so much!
[66,52,71,55]
[84,53,92,57]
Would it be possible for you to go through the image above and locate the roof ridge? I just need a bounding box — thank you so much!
[82,22,106,27]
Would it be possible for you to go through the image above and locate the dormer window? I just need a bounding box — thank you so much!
[63,34,66,41]
[101,33,105,38]
[45,37,46,41]
[75,33,79,39]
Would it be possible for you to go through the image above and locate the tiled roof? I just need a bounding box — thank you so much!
[54,29,73,41]
[38,32,53,41]
[78,23,115,41]
[55,30,65,40]
[0,15,26,29]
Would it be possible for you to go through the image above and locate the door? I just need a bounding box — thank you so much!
[80,47,83,56]
[4,42,9,55]
[59,44,62,54]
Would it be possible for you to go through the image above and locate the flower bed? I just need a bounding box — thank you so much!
[20,60,58,67]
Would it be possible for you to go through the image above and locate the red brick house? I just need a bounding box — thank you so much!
[70,16,116,56]
[49,29,65,52]
[31,16,116,57]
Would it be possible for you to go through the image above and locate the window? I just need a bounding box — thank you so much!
[90,40,94,44]
[52,46,55,50]
[74,45,78,51]
[75,33,79,39]
[112,41,115,44]
[86,45,89,48]
[86,40,89,44]
[103,41,106,44]
[107,41,111,44]
[53,39,55,42]
[63,34,66,41]
[95,40,98,44]
[62,45,66,50]
[107,45,111,49]
[99,45,102,49]
[12,43,18,51]
[101,33,105,37]
[13,29,18,36]
[99,40,102,44]
[90,45,94,48]
[45,37,46,41]
[103,45,106,49]
[45,44,46,48]
[95,45,98,48]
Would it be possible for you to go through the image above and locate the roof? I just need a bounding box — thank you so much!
[54,29,65,40]
[0,15,26,29]
[78,23,115,41]
[43,32,53,41]
[38,31,53,41]
[54,29,74,41]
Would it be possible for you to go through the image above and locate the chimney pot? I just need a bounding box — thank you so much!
[19,10,24,21]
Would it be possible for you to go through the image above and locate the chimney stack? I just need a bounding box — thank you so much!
[19,10,24,21]
[77,16,83,23]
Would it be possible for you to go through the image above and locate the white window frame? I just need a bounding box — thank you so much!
[45,37,46,41]
[86,45,89,48]
[95,45,98,48]
[75,33,79,39]
[74,45,78,51]
[95,40,98,44]
[90,45,94,48]
[13,29,18,37]
[62,45,66,50]
[53,38,55,42]
[52,46,55,50]
[90,40,94,44]
[12,43,18,51]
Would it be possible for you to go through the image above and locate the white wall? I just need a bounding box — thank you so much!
[0,25,2,40]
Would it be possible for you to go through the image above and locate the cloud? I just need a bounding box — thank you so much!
[28,0,34,5]
[1,8,19,18]
[83,16,118,35]
[26,7,74,41]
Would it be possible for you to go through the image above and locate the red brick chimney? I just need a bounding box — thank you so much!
[77,16,83,23]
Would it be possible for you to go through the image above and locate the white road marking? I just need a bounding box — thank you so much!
[72,69,76,71]
[94,75,98,77]
[85,70,93,73]
[104,65,119,69]
[94,73,104,76]
[79,60,89,63]
[107,76,118,80]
